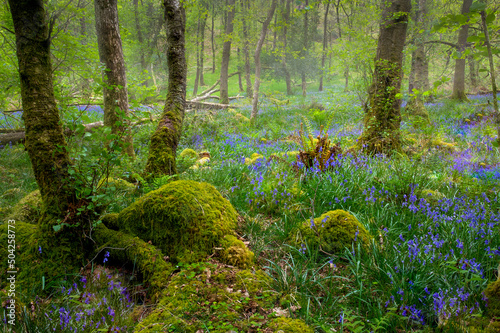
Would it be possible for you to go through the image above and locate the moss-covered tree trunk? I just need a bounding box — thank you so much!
[451,0,473,101]
[95,0,135,158]
[145,0,186,177]
[8,0,76,221]
[358,0,411,154]
[220,0,235,105]
[7,0,86,283]
[250,0,278,120]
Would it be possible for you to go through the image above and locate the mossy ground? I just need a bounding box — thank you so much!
[134,260,310,333]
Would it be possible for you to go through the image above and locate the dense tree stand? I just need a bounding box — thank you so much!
[358,0,411,155]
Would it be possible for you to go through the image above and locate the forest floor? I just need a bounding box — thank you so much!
[1,84,500,332]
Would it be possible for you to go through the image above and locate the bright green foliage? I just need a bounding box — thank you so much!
[134,263,276,332]
[118,180,238,263]
[294,210,372,255]
[298,120,342,171]
[266,317,314,333]
[219,235,254,269]
[7,190,41,224]
[419,189,446,206]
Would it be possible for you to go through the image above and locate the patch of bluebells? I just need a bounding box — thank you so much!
[33,267,135,332]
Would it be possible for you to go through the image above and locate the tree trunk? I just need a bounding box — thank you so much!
[242,0,253,97]
[451,0,473,101]
[237,47,244,92]
[220,0,236,105]
[133,0,147,77]
[94,0,135,158]
[251,0,278,120]
[319,0,330,92]
[468,53,478,89]
[406,0,430,120]
[481,10,500,145]
[7,0,84,284]
[301,0,309,98]
[211,5,216,73]
[193,17,202,97]
[145,0,186,177]
[200,12,206,86]
[358,0,411,154]
[282,0,292,95]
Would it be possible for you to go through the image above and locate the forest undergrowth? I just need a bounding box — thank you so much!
[1,84,500,332]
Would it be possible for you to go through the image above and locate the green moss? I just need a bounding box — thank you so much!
[293,210,372,254]
[485,280,500,317]
[92,224,173,300]
[419,189,446,206]
[7,190,42,224]
[101,213,120,230]
[179,148,198,160]
[98,177,137,193]
[219,235,254,269]
[266,317,314,333]
[134,263,276,333]
[0,221,82,295]
[118,180,237,263]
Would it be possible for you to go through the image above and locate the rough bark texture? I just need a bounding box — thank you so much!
[133,0,147,75]
[301,0,309,97]
[358,0,411,154]
[145,0,186,177]
[481,10,500,144]
[319,1,330,92]
[7,0,85,286]
[451,0,473,101]
[406,0,430,120]
[282,0,292,95]
[8,0,76,220]
[251,0,278,120]
[94,0,135,157]
[220,0,236,105]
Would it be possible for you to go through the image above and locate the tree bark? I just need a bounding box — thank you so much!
[451,0,473,101]
[8,0,76,220]
[406,0,430,120]
[199,11,207,86]
[301,0,309,98]
[251,0,278,120]
[242,0,253,97]
[220,0,236,105]
[319,0,330,92]
[133,0,147,76]
[481,9,500,145]
[94,0,135,158]
[358,0,411,154]
[193,17,202,97]
[211,4,216,73]
[468,53,478,89]
[145,0,186,177]
[282,0,292,95]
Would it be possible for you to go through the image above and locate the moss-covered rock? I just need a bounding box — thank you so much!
[134,263,276,333]
[485,279,500,317]
[266,317,314,333]
[118,180,237,263]
[179,148,198,160]
[419,189,446,206]
[293,210,372,254]
[101,213,120,230]
[98,177,137,194]
[7,190,42,224]
[219,235,254,269]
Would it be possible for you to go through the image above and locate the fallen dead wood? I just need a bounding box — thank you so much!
[187,101,232,110]
[0,118,156,148]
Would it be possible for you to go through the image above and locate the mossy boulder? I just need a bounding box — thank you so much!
[7,190,42,224]
[134,263,276,332]
[219,235,254,269]
[266,317,314,333]
[293,210,372,254]
[101,213,119,230]
[485,279,500,317]
[179,148,198,160]
[98,177,137,193]
[419,189,446,206]
[118,180,238,263]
